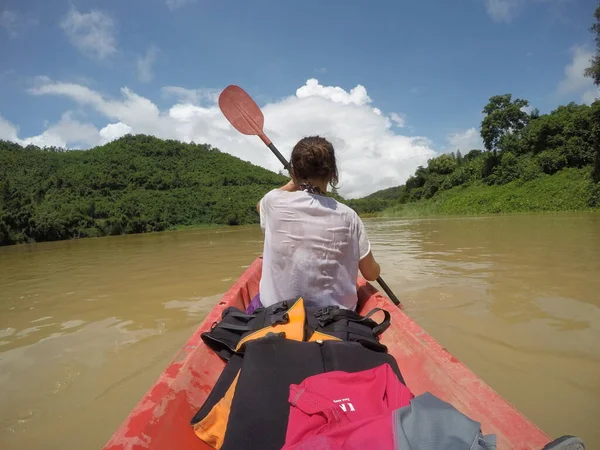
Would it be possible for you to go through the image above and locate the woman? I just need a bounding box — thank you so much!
[255,135,381,311]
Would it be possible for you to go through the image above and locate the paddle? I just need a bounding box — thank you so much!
[218,84,402,307]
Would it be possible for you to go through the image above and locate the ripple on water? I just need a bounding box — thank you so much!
[61,320,86,330]
[0,327,16,338]
[30,316,53,323]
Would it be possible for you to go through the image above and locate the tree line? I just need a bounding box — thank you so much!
[383,99,600,208]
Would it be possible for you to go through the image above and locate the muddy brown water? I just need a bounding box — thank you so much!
[1,213,599,449]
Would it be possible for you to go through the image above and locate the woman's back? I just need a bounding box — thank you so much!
[256,135,380,310]
[259,188,370,310]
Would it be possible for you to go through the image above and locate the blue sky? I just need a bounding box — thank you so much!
[1,0,599,197]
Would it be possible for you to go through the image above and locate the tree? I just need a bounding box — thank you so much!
[584,5,600,86]
[480,94,530,155]
[464,149,483,161]
[428,154,458,175]
[592,100,600,183]
[456,150,464,165]
[584,5,600,183]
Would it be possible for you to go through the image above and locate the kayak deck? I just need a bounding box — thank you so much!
[103,257,551,450]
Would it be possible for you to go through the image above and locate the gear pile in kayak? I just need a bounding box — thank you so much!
[194,296,497,449]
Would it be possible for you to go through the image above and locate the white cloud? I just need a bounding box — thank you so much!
[447,128,484,151]
[482,0,564,23]
[581,89,600,105]
[21,112,100,149]
[29,80,167,133]
[483,0,519,23]
[1,112,100,149]
[389,113,405,128]
[521,105,533,114]
[558,46,600,105]
[297,78,371,106]
[19,78,435,198]
[558,47,594,93]
[1,10,19,38]
[0,115,19,142]
[99,123,133,144]
[166,0,196,10]
[60,8,117,61]
[137,45,160,83]
[1,9,37,38]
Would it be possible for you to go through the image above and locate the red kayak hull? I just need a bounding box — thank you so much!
[103,257,551,450]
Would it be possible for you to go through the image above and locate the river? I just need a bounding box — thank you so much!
[1,213,599,449]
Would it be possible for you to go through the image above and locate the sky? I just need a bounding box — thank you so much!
[1,0,599,198]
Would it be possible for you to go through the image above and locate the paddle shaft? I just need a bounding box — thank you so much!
[267,142,291,172]
[375,275,400,306]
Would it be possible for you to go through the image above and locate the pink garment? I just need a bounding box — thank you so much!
[281,364,414,450]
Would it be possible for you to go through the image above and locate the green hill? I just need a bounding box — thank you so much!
[381,167,598,217]
[0,135,287,245]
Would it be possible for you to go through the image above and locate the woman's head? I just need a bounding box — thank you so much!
[290,136,339,188]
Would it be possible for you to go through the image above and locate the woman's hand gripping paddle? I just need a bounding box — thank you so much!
[218,85,402,307]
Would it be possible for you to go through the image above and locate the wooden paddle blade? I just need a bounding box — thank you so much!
[219,85,265,136]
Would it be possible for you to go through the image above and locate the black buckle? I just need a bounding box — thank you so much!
[270,312,289,326]
[265,331,286,338]
[271,301,289,315]
[314,305,340,326]
[314,305,339,317]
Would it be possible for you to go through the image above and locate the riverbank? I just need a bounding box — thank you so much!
[379,167,600,218]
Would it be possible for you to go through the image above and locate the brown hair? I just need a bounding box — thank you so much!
[290,136,339,188]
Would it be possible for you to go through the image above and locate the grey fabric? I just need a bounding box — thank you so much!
[393,392,497,450]
[541,435,585,450]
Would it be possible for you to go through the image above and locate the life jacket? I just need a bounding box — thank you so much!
[200,297,391,362]
[193,300,393,449]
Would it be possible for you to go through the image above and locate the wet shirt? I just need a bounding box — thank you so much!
[259,188,371,310]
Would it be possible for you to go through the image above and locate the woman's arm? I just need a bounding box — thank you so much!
[359,251,381,281]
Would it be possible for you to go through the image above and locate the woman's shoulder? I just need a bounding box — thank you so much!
[261,188,286,204]
[329,198,362,222]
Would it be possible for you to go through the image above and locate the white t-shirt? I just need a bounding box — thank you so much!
[258,188,371,310]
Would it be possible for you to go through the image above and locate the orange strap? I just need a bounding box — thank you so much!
[193,371,240,449]
[194,298,308,449]
[235,297,306,351]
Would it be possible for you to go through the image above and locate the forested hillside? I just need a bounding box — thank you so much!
[0,135,287,245]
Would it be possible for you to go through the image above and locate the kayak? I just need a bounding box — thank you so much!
[102,256,551,450]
